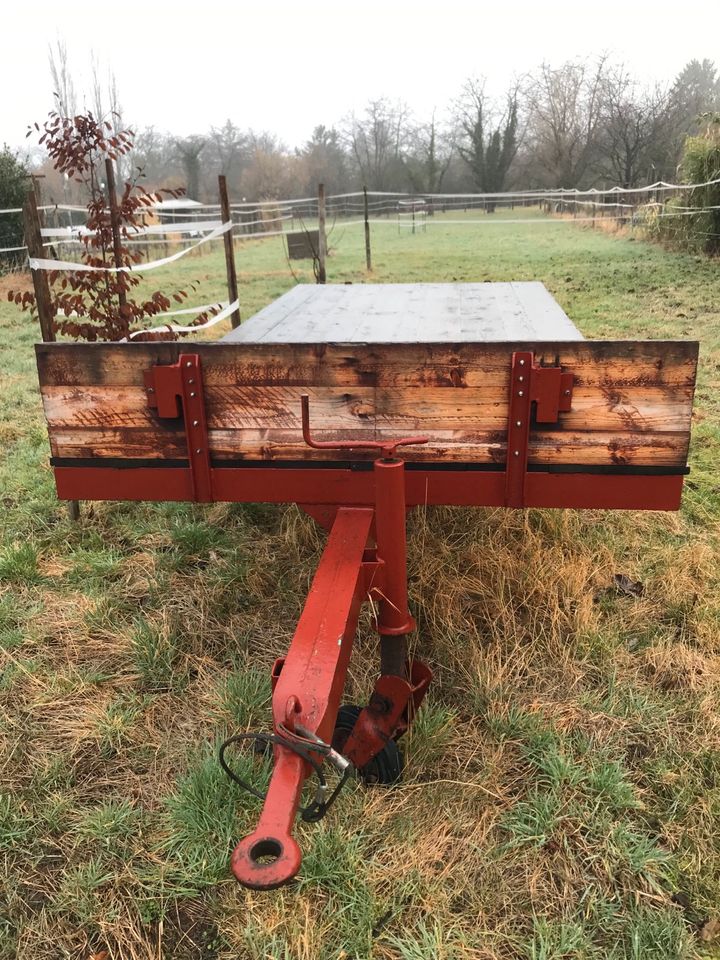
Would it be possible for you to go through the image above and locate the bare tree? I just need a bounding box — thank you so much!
[175,136,206,200]
[405,112,455,193]
[48,40,76,117]
[297,125,349,195]
[89,55,127,187]
[455,80,519,207]
[524,58,608,187]
[342,99,410,191]
[130,127,182,189]
[210,120,246,177]
[596,68,672,187]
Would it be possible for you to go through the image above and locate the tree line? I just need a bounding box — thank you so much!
[18,52,719,207]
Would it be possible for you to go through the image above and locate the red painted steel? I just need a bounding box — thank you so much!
[343,660,433,770]
[505,351,574,507]
[144,353,213,502]
[372,458,415,637]
[505,352,534,508]
[231,507,373,889]
[231,426,437,888]
[52,465,685,511]
[301,394,429,460]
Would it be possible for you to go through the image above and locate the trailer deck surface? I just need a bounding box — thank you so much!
[221,282,584,343]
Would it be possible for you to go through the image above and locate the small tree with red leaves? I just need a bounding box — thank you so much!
[9,111,215,341]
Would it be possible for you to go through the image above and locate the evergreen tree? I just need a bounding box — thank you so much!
[0,147,28,271]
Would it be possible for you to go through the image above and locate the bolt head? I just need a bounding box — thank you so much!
[518,390,524,397]
[516,420,522,427]
[513,450,520,457]
[518,375,524,382]
[190,392,196,397]
[195,448,202,454]
[192,419,199,427]
[146,386,154,393]
[564,389,571,396]
[519,359,526,366]
[188,378,195,384]
[185,361,193,368]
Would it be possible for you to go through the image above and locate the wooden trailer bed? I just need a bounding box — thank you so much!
[35,282,699,511]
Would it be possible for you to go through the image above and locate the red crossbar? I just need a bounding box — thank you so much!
[51,465,685,512]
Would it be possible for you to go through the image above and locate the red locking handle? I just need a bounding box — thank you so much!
[300,394,428,460]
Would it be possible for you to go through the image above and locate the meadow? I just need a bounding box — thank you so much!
[1,211,719,959]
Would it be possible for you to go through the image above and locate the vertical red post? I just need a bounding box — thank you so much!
[373,457,415,677]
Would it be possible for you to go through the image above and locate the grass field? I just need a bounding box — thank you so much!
[1,214,720,959]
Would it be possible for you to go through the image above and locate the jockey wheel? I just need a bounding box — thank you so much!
[333,705,404,786]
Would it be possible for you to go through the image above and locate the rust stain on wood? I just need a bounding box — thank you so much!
[35,339,698,471]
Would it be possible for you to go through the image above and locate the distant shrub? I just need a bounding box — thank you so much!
[0,147,27,273]
[649,115,720,255]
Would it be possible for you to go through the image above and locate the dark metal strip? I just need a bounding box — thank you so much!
[48,456,689,477]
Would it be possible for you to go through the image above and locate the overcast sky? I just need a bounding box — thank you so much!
[3,0,719,151]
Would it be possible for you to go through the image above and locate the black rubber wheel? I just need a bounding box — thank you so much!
[333,704,403,785]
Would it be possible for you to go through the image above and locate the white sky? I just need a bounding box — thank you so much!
[2,0,719,151]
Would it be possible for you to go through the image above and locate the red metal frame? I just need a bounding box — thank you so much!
[231,506,375,889]
[144,354,213,502]
[230,445,432,889]
[505,351,573,507]
[51,465,686,512]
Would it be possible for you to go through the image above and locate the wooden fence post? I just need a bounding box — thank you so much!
[24,187,80,521]
[218,175,241,328]
[363,185,372,271]
[317,183,327,284]
[23,190,54,343]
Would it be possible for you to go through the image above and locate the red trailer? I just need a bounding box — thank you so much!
[35,282,698,890]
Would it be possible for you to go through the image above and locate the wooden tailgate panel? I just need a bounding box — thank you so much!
[36,340,698,470]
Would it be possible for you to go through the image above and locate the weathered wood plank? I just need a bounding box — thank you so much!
[36,341,699,390]
[47,426,690,466]
[36,339,698,470]
[220,282,585,344]
[41,383,695,435]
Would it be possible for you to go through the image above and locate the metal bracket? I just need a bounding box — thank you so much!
[144,353,213,502]
[505,351,573,508]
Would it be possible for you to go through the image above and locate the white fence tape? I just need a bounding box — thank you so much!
[28,221,232,272]
[125,298,239,340]
[39,220,224,239]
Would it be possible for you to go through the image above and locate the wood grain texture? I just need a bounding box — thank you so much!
[36,339,699,469]
[218,282,584,343]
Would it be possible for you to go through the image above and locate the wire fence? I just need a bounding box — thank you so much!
[4,178,719,256]
[0,179,720,253]
[3,180,717,338]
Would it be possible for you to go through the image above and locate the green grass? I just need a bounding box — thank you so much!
[1,214,719,958]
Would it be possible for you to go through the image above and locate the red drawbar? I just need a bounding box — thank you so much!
[230,507,373,890]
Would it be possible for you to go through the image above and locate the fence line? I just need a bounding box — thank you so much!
[4,179,719,257]
[4,178,720,219]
